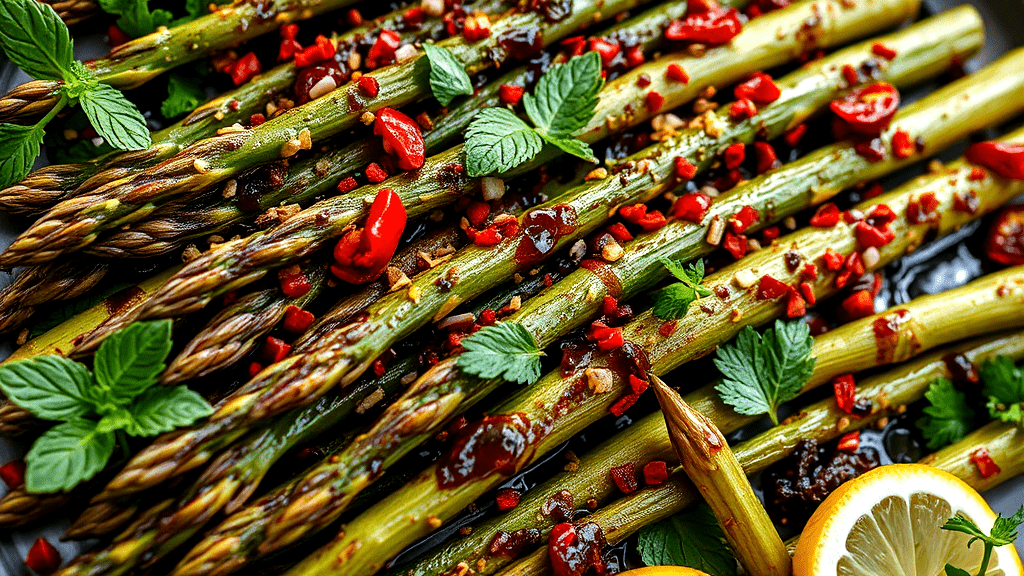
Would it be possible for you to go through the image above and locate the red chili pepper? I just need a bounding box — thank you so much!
[841,289,875,320]
[609,462,638,494]
[891,129,914,159]
[625,45,645,68]
[666,62,689,84]
[336,176,359,194]
[0,460,25,489]
[358,75,380,98]
[642,460,669,485]
[786,289,806,318]
[278,267,311,298]
[674,156,698,179]
[589,321,625,352]
[374,108,425,170]
[837,430,861,453]
[984,207,1024,265]
[496,488,522,511]
[283,305,315,333]
[609,392,639,416]
[734,72,781,104]
[871,42,897,60]
[784,123,807,146]
[589,38,621,66]
[331,188,407,284]
[619,204,667,232]
[762,226,781,242]
[229,52,262,86]
[670,192,712,223]
[841,64,859,85]
[722,231,747,260]
[830,83,900,136]
[728,205,759,234]
[723,143,745,170]
[365,162,389,183]
[644,90,664,113]
[970,447,1001,479]
[809,202,840,228]
[367,30,401,68]
[261,337,292,364]
[294,35,335,68]
[499,84,525,106]
[279,37,303,62]
[605,222,633,242]
[729,97,757,120]
[665,7,743,45]
[757,275,790,300]
[832,374,856,414]
[753,141,778,174]
[965,141,1024,180]
[25,538,61,575]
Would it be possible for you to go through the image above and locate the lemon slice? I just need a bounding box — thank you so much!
[619,568,711,576]
[793,464,1022,576]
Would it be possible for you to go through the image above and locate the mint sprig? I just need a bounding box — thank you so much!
[422,43,474,107]
[637,503,737,575]
[0,0,152,188]
[464,52,603,176]
[456,322,544,385]
[161,74,206,119]
[942,506,1023,576]
[653,258,713,319]
[0,320,213,493]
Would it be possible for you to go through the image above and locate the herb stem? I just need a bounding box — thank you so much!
[35,95,66,130]
[976,544,993,576]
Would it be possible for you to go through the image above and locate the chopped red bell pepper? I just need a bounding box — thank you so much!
[279,268,311,298]
[331,188,407,284]
[589,38,621,66]
[675,156,698,179]
[722,231,747,260]
[642,460,669,485]
[336,176,359,194]
[729,97,757,120]
[970,447,1001,479]
[0,460,25,489]
[822,248,844,271]
[358,75,380,98]
[798,281,816,304]
[733,72,781,104]
[463,12,491,41]
[728,205,760,234]
[670,192,712,223]
[605,222,633,242]
[723,143,745,170]
[294,35,335,68]
[499,84,525,106]
[367,30,401,68]
[375,108,425,170]
[261,337,292,364]
[832,374,856,414]
[810,202,841,227]
[666,62,689,83]
[984,207,1024,265]
[757,275,790,300]
[589,321,625,352]
[786,289,806,318]
[628,374,649,395]
[25,538,61,576]
[753,141,778,174]
[841,289,875,321]
[891,129,914,159]
[283,305,316,333]
[365,162,389,183]
[965,141,1024,180]
[496,488,521,511]
[783,123,807,146]
[665,7,743,46]
[229,52,262,86]
[609,462,638,494]
[837,430,861,453]
[610,393,639,417]
[830,83,900,136]
[619,204,668,232]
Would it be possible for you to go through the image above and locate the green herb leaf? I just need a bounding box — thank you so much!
[78,83,152,151]
[98,0,173,37]
[536,133,596,163]
[0,356,94,421]
[456,322,544,385]
[637,503,737,575]
[523,51,603,138]
[0,0,74,81]
[653,258,712,319]
[124,386,214,436]
[980,356,1024,425]
[944,565,971,576]
[0,123,45,189]
[464,107,544,177]
[24,419,114,493]
[714,319,815,425]
[991,506,1024,545]
[422,43,474,106]
[917,378,977,450]
[94,319,173,404]
[161,74,206,119]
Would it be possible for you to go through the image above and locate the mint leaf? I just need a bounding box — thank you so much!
[465,107,543,177]
[0,0,74,81]
[24,419,114,493]
[653,258,712,319]
[99,0,173,37]
[523,51,602,138]
[917,378,977,450]
[161,74,205,119]
[94,319,173,404]
[456,322,543,385]
[714,319,815,425]
[537,133,596,163]
[124,386,214,436]
[78,83,152,151]
[0,123,45,188]
[0,356,94,421]
[422,43,473,106]
[637,504,737,575]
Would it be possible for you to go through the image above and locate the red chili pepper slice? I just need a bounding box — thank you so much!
[891,129,914,159]
[0,460,25,489]
[841,289,875,320]
[374,108,425,171]
[984,207,1024,265]
[670,192,712,223]
[734,72,781,105]
[757,275,790,300]
[871,42,897,60]
[970,447,1001,479]
[229,52,262,86]
[332,188,407,284]
[837,430,861,453]
[830,83,900,135]
[832,374,856,414]
[25,538,61,575]
[665,7,743,46]
[367,30,401,68]
[965,141,1024,180]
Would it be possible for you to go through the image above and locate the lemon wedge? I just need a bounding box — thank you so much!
[619,568,712,576]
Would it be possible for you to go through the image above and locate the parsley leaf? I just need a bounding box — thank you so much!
[25,419,114,493]
[917,378,977,450]
[456,322,544,385]
[943,506,1024,576]
[0,123,46,187]
[523,51,603,138]
[78,83,152,150]
[980,356,1024,425]
[637,504,737,575]
[714,319,815,425]
[653,258,712,319]
[0,355,94,421]
[465,108,544,177]
[161,74,206,119]
[93,319,173,404]
[0,0,74,80]
[422,43,473,106]
[98,0,174,37]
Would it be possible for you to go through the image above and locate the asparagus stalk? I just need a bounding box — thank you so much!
[0,259,108,334]
[40,0,97,25]
[651,375,790,576]
[495,332,1024,576]
[0,0,507,216]
[281,112,1024,576]
[88,0,931,505]
[0,0,656,268]
[0,0,369,125]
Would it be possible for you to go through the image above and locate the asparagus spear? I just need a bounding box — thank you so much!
[0,0,655,268]
[0,0,507,216]
[0,258,108,334]
[494,332,1024,576]
[651,375,790,576]
[280,118,1024,576]
[40,0,97,25]
[88,0,930,505]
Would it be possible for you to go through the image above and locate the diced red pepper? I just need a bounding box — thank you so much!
[871,42,897,60]
[332,188,407,284]
[675,157,698,180]
[659,320,678,337]
[609,462,638,494]
[367,30,402,68]
[294,35,335,68]
[496,488,521,511]
[644,90,665,113]
[822,248,844,271]
[841,289,875,320]
[283,305,315,333]
[606,222,633,242]
[589,321,625,352]
[610,393,639,417]
[0,460,25,489]
[757,275,790,300]
[965,141,1024,180]
[733,72,781,105]
[479,308,497,326]
[358,75,380,98]
[970,447,1001,479]
[723,143,745,170]
[722,231,747,260]
[665,7,743,46]
[625,45,645,68]
[559,35,586,57]
[375,108,426,170]
[730,97,757,120]
[279,38,303,62]
[798,281,816,304]
[642,461,669,485]
[261,337,292,364]
[984,207,1024,265]
[25,538,61,576]
[499,84,525,106]
[463,12,491,41]
[336,176,359,194]
[628,374,649,395]
[372,358,388,377]
[833,374,856,414]
[601,295,620,316]
[465,201,490,227]
[666,62,689,83]
[762,226,780,242]
[619,204,668,232]
[830,83,900,136]
[784,123,807,146]
[346,8,363,26]
[891,129,914,159]
[968,167,987,181]
[753,142,778,174]
[279,268,311,298]
[403,6,426,26]
[366,162,389,183]
[855,137,887,162]
[229,52,262,86]
[728,205,760,234]
[248,362,263,377]
[837,430,861,453]
[589,38,621,66]
[670,192,712,224]
[809,202,841,227]
[841,64,859,85]
[786,289,806,318]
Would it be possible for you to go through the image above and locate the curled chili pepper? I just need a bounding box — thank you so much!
[829,83,900,136]
[374,108,426,170]
[665,7,743,46]
[965,141,1024,180]
[984,207,1024,265]
[331,188,407,284]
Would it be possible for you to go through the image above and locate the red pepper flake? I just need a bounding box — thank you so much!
[628,374,649,395]
[610,393,639,417]
[723,143,745,170]
[358,75,380,97]
[625,45,645,68]
[248,361,263,377]
[728,205,759,234]
[659,320,678,337]
[841,289,875,320]
[841,64,859,85]
[606,222,633,242]
[367,30,401,68]
[589,38,621,67]
[665,7,743,46]
[891,130,914,159]
[666,62,689,84]
[722,231,747,260]
[375,108,426,170]
[619,203,667,232]
[336,176,359,194]
[496,488,522,511]
[644,90,665,113]
[970,447,1001,479]
[365,162,389,183]
[283,305,315,333]
[786,289,806,318]
[589,321,625,352]
[753,142,778,174]
[906,192,939,224]
[674,157,698,180]
[837,430,861,453]
[965,141,1024,180]
[855,137,888,162]
[25,538,61,576]
[261,337,292,364]
[822,248,844,271]
[832,374,856,414]
[729,97,757,120]
[733,72,781,105]
[670,192,712,224]
[248,113,266,127]
[871,42,897,60]
[954,191,980,214]
[784,123,807,147]
[855,204,897,248]
[279,268,311,298]
[228,52,262,86]
[463,12,491,41]
[499,84,525,106]
[830,83,900,136]
[479,309,496,326]
[756,275,790,300]
[810,202,841,228]
[967,167,987,181]
[294,35,335,68]
[798,281,816,305]
[802,262,818,280]
[609,462,638,494]
[0,460,25,489]
[642,461,669,485]
[985,207,1024,265]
